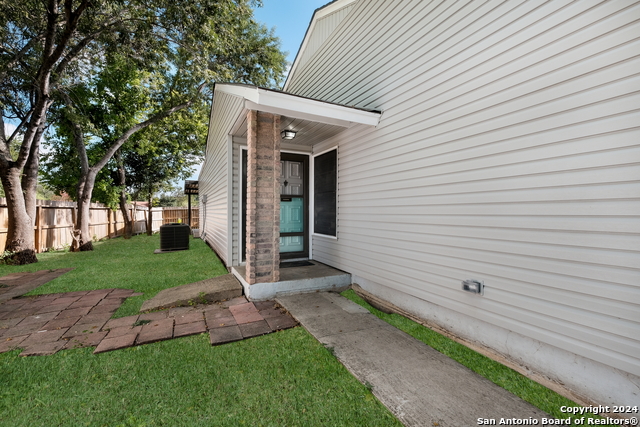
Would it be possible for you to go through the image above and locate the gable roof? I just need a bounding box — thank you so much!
[283,0,358,91]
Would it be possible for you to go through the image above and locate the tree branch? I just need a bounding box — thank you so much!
[7,109,34,145]
[0,36,45,83]
[94,83,206,172]
[59,91,89,175]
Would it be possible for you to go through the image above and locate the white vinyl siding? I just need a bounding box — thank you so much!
[198,92,244,266]
[293,3,356,77]
[288,0,640,378]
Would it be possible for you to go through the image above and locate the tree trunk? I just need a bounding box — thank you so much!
[146,187,153,236]
[119,194,133,239]
[22,122,46,227]
[72,171,96,251]
[0,168,37,264]
[115,151,132,239]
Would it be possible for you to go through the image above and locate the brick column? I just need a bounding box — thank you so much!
[245,110,281,285]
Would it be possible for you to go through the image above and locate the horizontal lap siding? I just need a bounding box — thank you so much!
[199,92,244,266]
[294,3,356,76]
[292,0,640,376]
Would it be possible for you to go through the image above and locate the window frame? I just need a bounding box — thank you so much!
[311,147,338,239]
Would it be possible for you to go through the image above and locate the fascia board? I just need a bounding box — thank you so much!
[315,0,358,19]
[245,100,351,128]
[253,89,380,126]
[215,84,259,104]
[216,83,380,128]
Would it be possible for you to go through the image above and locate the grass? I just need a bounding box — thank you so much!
[341,289,605,425]
[0,235,400,427]
[0,235,228,317]
[0,330,400,427]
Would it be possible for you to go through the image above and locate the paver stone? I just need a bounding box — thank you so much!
[136,318,173,345]
[0,335,29,353]
[63,321,107,339]
[43,316,81,330]
[209,325,243,345]
[103,315,139,330]
[94,334,138,354]
[231,310,263,325]
[265,314,298,331]
[56,307,92,319]
[64,331,108,349]
[106,325,142,339]
[174,321,207,338]
[253,301,277,311]
[206,315,237,329]
[239,320,271,338]
[20,328,69,346]
[3,323,46,338]
[174,311,204,325]
[89,303,122,315]
[20,341,66,356]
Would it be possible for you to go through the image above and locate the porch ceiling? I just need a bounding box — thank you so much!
[215,83,381,147]
[231,114,346,146]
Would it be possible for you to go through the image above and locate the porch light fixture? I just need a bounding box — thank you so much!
[281,129,296,140]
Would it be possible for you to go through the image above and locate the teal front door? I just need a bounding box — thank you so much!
[279,153,308,259]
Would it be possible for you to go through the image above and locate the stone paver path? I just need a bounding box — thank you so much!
[0,269,74,304]
[0,272,298,357]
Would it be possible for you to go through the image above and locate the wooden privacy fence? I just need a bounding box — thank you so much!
[161,207,199,229]
[0,199,197,253]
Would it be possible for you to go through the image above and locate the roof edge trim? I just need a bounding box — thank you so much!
[215,83,380,127]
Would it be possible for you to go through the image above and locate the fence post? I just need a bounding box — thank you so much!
[35,206,43,253]
[107,209,112,238]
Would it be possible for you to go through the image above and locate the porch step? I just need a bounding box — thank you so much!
[139,274,243,312]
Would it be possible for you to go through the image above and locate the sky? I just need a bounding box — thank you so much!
[253,0,331,69]
[186,0,329,181]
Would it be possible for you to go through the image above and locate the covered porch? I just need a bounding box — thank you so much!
[212,83,380,300]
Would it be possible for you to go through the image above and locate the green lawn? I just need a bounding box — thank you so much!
[341,289,604,425]
[2,235,228,318]
[0,236,401,427]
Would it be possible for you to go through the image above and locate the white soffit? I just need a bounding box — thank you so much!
[216,83,380,128]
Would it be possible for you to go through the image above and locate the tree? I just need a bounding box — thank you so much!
[1,0,286,261]
[41,60,209,240]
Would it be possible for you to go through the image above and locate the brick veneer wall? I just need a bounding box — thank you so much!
[245,110,281,284]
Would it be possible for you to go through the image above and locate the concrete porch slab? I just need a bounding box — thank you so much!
[232,261,351,301]
[139,274,243,312]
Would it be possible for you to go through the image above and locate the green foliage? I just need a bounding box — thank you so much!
[0,250,17,265]
[2,0,288,245]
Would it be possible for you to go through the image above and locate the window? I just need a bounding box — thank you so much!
[313,149,337,237]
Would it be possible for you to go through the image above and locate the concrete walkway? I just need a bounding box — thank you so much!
[277,292,550,427]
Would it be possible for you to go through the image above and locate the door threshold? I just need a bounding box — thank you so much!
[280,257,310,263]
